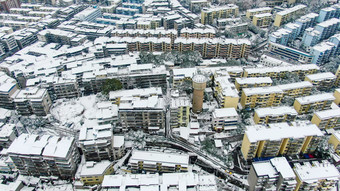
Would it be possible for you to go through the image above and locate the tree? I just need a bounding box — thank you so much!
[102,78,123,95]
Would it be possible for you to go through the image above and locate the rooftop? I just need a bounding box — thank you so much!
[129,150,189,167]
[294,161,340,182]
[296,93,335,104]
[255,106,297,117]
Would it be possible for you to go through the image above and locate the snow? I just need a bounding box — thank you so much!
[314,108,340,119]
[78,160,112,177]
[294,161,340,182]
[296,93,335,105]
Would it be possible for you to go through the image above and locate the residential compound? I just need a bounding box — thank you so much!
[241,121,323,161]
[293,93,335,114]
[274,4,307,27]
[200,4,239,25]
[254,106,297,124]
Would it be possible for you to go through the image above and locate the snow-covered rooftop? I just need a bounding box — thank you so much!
[314,108,340,120]
[294,161,340,183]
[296,93,335,105]
[255,106,297,117]
[278,81,313,91]
[79,160,112,177]
[129,150,189,167]
[243,86,283,96]
[212,108,238,118]
[306,72,336,81]
[236,77,272,85]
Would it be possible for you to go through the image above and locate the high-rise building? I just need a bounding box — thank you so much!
[254,106,298,124]
[274,5,307,27]
[192,75,207,114]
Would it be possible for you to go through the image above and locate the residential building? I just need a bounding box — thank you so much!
[180,28,215,39]
[295,13,319,36]
[335,65,340,87]
[301,28,320,51]
[334,88,340,105]
[0,124,17,150]
[7,134,80,179]
[259,55,292,67]
[225,22,248,35]
[172,68,197,88]
[315,18,340,40]
[248,157,296,191]
[241,122,323,160]
[78,124,115,161]
[212,108,239,132]
[170,97,191,128]
[101,173,217,190]
[235,77,272,92]
[0,72,18,110]
[128,150,189,173]
[213,76,239,109]
[268,42,313,63]
[274,5,307,27]
[329,132,340,153]
[284,23,300,40]
[311,42,336,65]
[269,28,292,46]
[293,161,340,191]
[0,0,20,13]
[78,160,114,185]
[311,108,340,129]
[37,29,78,45]
[240,86,284,109]
[0,107,12,123]
[109,87,162,105]
[264,0,296,7]
[252,13,272,27]
[13,87,52,116]
[0,33,19,53]
[74,6,102,22]
[318,5,340,23]
[329,33,340,56]
[119,96,165,133]
[305,72,336,90]
[293,93,335,114]
[113,136,124,161]
[11,28,38,50]
[246,7,272,20]
[277,81,313,98]
[200,4,239,25]
[254,106,298,124]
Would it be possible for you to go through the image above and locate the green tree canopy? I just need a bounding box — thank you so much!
[102,78,123,95]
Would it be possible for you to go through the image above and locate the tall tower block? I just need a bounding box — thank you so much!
[192,75,207,114]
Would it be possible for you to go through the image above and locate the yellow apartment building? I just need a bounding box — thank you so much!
[335,65,340,86]
[254,106,297,124]
[311,108,340,129]
[277,81,313,98]
[235,77,272,92]
[293,161,340,191]
[170,97,191,128]
[274,5,307,27]
[79,160,114,185]
[240,86,284,109]
[334,88,340,105]
[241,122,323,160]
[265,0,296,7]
[201,4,239,25]
[246,7,272,20]
[293,93,335,114]
[109,87,162,105]
[253,13,272,27]
[172,68,197,88]
[305,72,336,91]
[329,132,340,153]
[243,64,319,79]
[214,76,239,109]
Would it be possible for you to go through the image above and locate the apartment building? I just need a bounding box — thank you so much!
[295,13,319,36]
[240,86,284,109]
[305,72,336,90]
[311,108,340,129]
[200,4,239,25]
[119,96,165,132]
[329,132,340,153]
[11,28,38,50]
[78,160,114,185]
[274,5,307,27]
[315,18,340,41]
[330,34,340,56]
[170,97,190,128]
[264,0,296,7]
[318,5,340,23]
[128,150,189,173]
[13,87,52,116]
[252,13,272,27]
[213,76,239,109]
[235,77,272,92]
[113,136,124,161]
[109,87,162,105]
[212,108,239,132]
[111,29,177,41]
[0,72,18,110]
[268,42,313,63]
[180,28,215,39]
[259,55,291,67]
[293,161,340,191]
[74,7,102,22]
[241,122,323,160]
[334,88,340,105]
[277,81,313,98]
[0,124,17,150]
[78,124,115,161]
[0,33,19,53]
[254,106,297,124]
[311,42,336,65]
[301,28,321,51]
[293,93,335,114]
[269,28,291,46]
[246,7,272,20]
[248,157,296,191]
[7,134,80,179]
[101,173,217,190]
[37,29,79,45]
